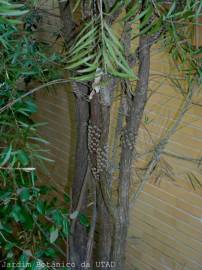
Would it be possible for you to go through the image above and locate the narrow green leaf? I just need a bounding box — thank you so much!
[0,145,12,166]
[72,0,81,12]
[17,150,29,166]
[79,213,89,227]
[130,6,150,24]
[17,187,31,202]
[18,253,30,270]
[66,54,96,70]
[166,1,176,18]
[36,200,45,215]
[69,26,97,54]
[50,226,59,243]
[0,9,28,16]
[104,22,123,52]
[62,219,69,235]
[122,1,140,22]
[77,64,97,74]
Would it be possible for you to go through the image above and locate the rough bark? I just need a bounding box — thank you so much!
[89,94,112,264]
[88,76,116,268]
[58,2,159,268]
[58,3,90,267]
[70,83,89,267]
[97,100,112,264]
[111,34,152,269]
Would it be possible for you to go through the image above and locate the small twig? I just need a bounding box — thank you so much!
[0,79,72,114]
[130,85,195,207]
[163,151,202,164]
[0,167,35,171]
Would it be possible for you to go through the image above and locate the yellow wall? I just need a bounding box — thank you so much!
[125,47,202,270]
[34,2,202,269]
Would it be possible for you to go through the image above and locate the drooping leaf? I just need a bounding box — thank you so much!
[49,226,59,243]
[17,150,29,166]
[36,200,46,215]
[17,187,31,202]
[0,144,12,166]
[18,253,30,270]
[79,213,90,228]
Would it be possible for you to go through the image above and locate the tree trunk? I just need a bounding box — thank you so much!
[111,34,152,269]
[58,3,90,267]
[89,94,112,263]
[58,2,159,268]
[89,76,116,268]
[70,83,89,267]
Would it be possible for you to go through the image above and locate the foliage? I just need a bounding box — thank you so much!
[63,0,202,269]
[67,0,202,82]
[0,0,28,24]
[0,184,70,266]
[0,1,70,266]
[1,0,202,268]
[66,17,137,81]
